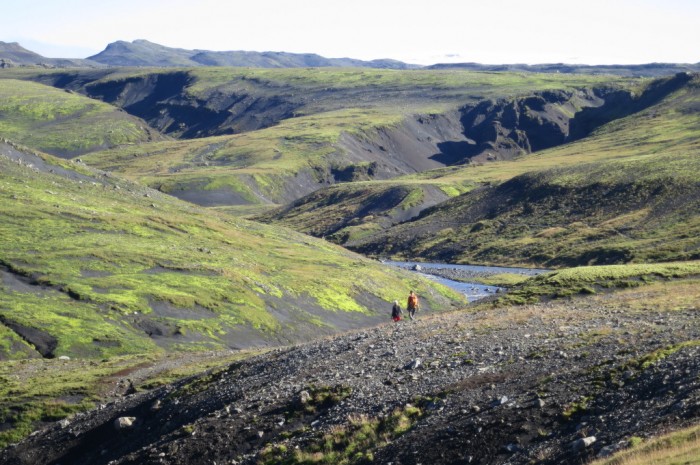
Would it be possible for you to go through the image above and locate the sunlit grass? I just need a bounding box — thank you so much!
[0,79,156,156]
[0,151,463,359]
[493,261,700,306]
[589,425,700,465]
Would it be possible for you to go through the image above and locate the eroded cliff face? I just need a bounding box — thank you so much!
[454,72,694,164]
[456,89,602,161]
[337,73,693,174]
[82,73,302,138]
[333,86,634,173]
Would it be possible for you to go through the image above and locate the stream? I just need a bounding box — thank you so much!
[385,261,549,302]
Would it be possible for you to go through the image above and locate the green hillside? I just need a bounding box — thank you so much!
[1,65,699,454]
[0,142,463,360]
[255,179,474,243]
[4,67,631,137]
[78,107,409,206]
[347,75,700,266]
[25,68,635,208]
[0,79,162,157]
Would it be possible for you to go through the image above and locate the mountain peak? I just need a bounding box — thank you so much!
[0,41,44,61]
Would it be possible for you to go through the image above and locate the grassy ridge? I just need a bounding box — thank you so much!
[80,108,407,204]
[0,79,159,157]
[181,67,637,110]
[352,151,700,267]
[255,179,476,243]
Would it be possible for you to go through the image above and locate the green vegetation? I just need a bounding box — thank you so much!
[183,67,631,99]
[256,181,472,242]
[0,151,461,358]
[562,395,593,420]
[2,65,699,457]
[468,273,531,287]
[286,385,353,418]
[590,424,700,465]
[627,340,700,372]
[0,349,253,448]
[9,67,634,207]
[493,262,700,306]
[0,145,463,444]
[260,403,424,465]
[0,79,157,157]
[349,75,700,266]
[80,108,406,204]
[0,353,148,447]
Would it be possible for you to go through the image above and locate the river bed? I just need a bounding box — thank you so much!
[385,261,549,302]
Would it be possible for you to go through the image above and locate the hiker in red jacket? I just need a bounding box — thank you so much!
[391,300,403,322]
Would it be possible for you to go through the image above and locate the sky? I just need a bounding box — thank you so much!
[3,0,699,65]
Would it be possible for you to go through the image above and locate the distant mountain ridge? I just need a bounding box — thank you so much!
[2,39,698,74]
[427,61,700,77]
[87,39,420,69]
[0,41,99,68]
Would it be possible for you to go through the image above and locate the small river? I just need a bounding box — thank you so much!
[385,261,550,302]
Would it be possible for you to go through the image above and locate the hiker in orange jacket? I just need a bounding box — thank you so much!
[407,290,419,320]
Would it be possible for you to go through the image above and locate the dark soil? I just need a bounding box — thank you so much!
[3,294,699,465]
[0,315,57,358]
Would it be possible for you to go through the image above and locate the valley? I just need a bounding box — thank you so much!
[0,45,699,464]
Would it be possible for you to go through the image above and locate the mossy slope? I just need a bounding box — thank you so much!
[0,79,163,157]
[0,143,464,360]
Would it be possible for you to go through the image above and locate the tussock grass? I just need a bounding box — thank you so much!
[495,261,700,306]
[590,425,700,465]
[260,403,424,465]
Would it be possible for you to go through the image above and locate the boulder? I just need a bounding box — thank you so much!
[570,436,597,451]
[114,417,137,431]
[404,358,422,370]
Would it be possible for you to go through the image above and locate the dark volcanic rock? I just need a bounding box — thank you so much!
[3,298,699,465]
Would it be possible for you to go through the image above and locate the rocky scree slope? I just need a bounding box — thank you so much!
[2,294,699,465]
